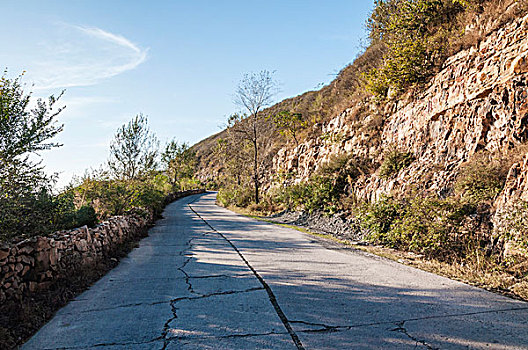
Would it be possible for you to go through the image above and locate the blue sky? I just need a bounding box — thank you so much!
[2,0,374,187]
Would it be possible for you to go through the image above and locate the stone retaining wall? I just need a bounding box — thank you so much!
[0,189,204,304]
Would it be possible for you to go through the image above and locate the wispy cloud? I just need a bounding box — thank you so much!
[31,24,148,90]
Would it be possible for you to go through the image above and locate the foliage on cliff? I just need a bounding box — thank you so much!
[365,0,468,96]
[195,0,526,185]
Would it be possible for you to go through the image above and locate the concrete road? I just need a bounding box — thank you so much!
[23,192,528,349]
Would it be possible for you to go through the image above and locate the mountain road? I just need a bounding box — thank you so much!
[23,192,528,349]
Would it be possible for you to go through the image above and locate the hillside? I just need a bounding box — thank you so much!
[194,0,527,185]
[192,0,528,299]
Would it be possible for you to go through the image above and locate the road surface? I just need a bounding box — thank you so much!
[23,192,528,349]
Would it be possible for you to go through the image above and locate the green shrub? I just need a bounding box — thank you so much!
[272,153,373,214]
[357,195,403,240]
[272,182,312,211]
[358,194,477,260]
[496,201,528,251]
[366,0,468,97]
[379,149,415,179]
[53,193,98,230]
[455,152,508,203]
[72,173,172,219]
[217,185,254,208]
[0,187,98,242]
[389,197,475,258]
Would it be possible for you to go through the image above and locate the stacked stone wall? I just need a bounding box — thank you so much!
[0,189,204,304]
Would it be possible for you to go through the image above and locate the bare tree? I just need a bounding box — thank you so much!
[231,70,278,203]
[108,114,158,180]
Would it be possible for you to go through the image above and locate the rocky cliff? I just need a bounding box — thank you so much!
[273,13,528,214]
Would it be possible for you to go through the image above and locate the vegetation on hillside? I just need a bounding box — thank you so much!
[204,0,528,299]
[195,0,528,182]
[0,73,200,243]
[0,72,97,242]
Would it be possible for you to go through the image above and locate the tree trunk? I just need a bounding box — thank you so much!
[252,111,260,204]
[253,139,259,204]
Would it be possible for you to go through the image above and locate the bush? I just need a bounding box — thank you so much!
[365,0,468,97]
[272,182,312,211]
[0,187,98,242]
[390,196,476,258]
[358,194,478,260]
[272,153,374,214]
[455,152,508,203]
[379,148,415,179]
[357,195,403,239]
[72,173,172,219]
[52,193,98,230]
[496,201,528,251]
[217,185,254,208]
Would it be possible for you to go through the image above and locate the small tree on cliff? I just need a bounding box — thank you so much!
[270,110,307,146]
[161,140,197,189]
[108,114,159,180]
[231,70,278,204]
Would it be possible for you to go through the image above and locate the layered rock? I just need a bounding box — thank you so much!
[273,14,528,206]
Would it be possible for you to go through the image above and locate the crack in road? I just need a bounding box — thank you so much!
[160,284,265,347]
[187,203,306,350]
[290,320,342,333]
[159,201,278,349]
[44,337,164,349]
[161,302,179,350]
[62,287,265,316]
[174,226,217,296]
[178,255,199,296]
[391,321,437,349]
[170,286,265,303]
[166,330,291,344]
[288,305,528,338]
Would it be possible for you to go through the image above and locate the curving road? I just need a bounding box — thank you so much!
[23,192,528,349]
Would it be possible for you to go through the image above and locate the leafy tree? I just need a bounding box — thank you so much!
[269,110,307,146]
[214,137,252,188]
[0,71,64,161]
[0,72,97,241]
[108,113,159,180]
[161,140,197,189]
[231,70,278,204]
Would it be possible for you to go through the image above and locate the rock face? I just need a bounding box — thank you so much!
[0,189,204,305]
[273,14,528,209]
